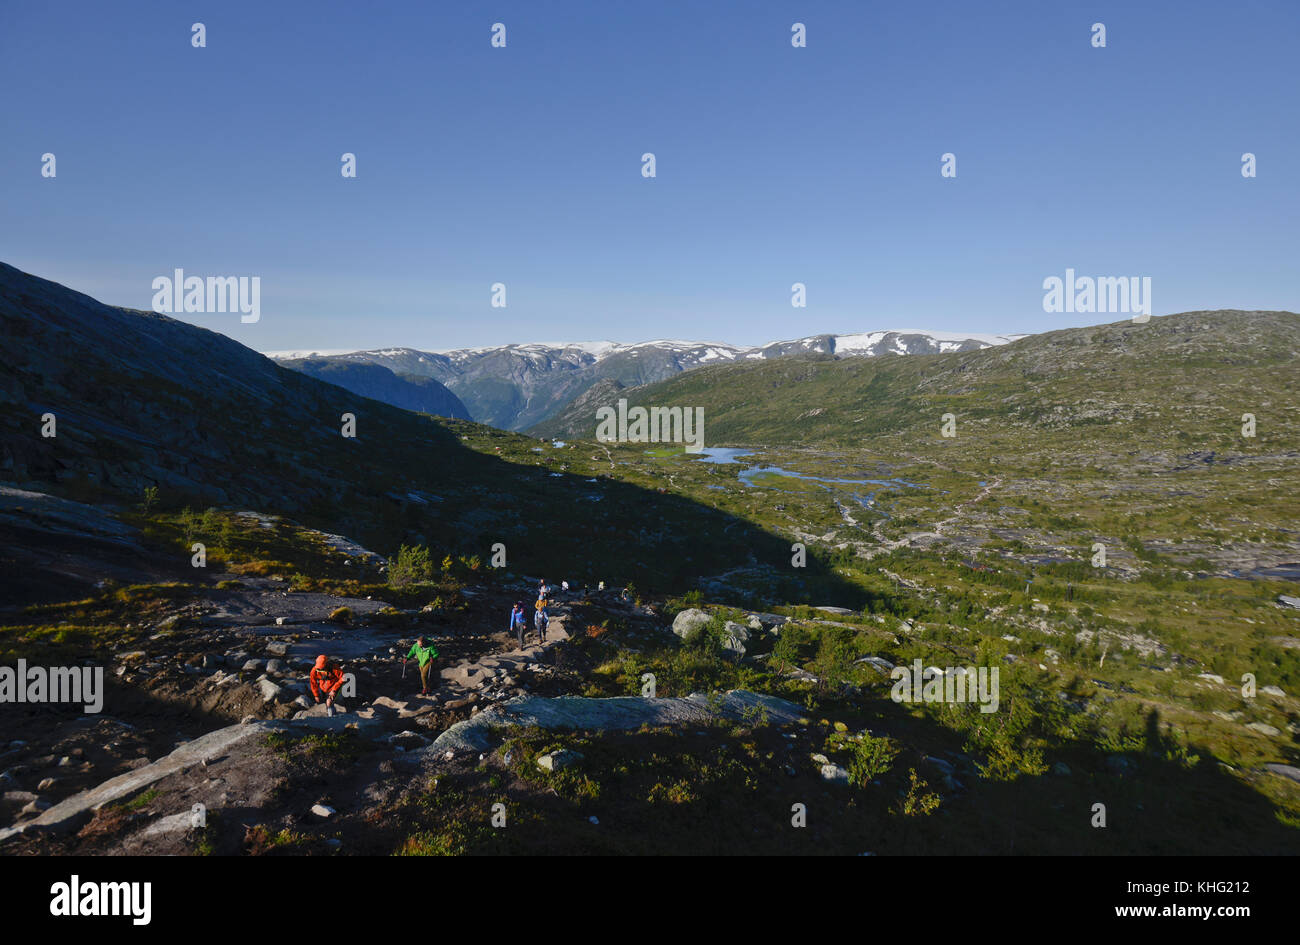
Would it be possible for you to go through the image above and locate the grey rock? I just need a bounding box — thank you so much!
[1246,722,1281,737]
[721,621,751,657]
[671,608,712,639]
[820,763,850,784]
[426,690,805,756]
[537,749,584,772]
[1264,763,1300,784]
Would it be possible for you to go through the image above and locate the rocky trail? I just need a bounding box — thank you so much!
[0,566,589,841]
[2,567,807,855]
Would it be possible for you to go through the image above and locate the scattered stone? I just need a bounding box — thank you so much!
[1261,685,1286,697]
[1106,755,1136,776]
[537,749,584,772]
[1053,762,1071,777]
[127,810,187,840]
[1197,673,1226,685]
[241,659,265,673]
[820,763,849,784]
[37,777,57,791]
[1276,595,1300,610]
[721,621,751,658]
[311,804,336,818]
[1263,763,1300,784]
[1246,722,1281,737]
[923,756,954,775]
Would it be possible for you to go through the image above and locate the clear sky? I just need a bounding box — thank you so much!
[2,0,1296,352]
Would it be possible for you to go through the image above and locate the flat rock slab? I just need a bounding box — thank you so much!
[424,690,806,756]
[0,713,383,844]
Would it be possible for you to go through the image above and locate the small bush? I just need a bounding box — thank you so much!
[389,545,434,587]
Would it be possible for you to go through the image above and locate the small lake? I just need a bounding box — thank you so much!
[692,447,755,464]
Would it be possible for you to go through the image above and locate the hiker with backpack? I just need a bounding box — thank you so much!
[509,602,528,648]
[534,599,549,643]
[309,655,346,715]
[404,635,440,697]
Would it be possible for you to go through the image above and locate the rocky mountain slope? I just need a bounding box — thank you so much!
[278,358,470,421]
[268,330,1022,432]
[0,262,841,601]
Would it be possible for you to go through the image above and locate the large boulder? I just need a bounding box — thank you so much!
[671,608,712,639]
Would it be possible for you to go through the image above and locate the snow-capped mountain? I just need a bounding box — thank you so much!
[265,329,1026,432]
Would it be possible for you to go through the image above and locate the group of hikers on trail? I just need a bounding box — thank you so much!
[509,600,548,646]
[308,578,575,712]
[306,634,441,715]
[507,577,562,647]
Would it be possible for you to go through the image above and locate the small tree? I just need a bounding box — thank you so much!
[848,733,900,787]
[389,544,434,587]
[140,485,159,514]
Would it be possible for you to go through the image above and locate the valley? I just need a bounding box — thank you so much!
[1,264,1297,855]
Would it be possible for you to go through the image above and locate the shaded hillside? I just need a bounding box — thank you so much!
[280,358,470,420]
[0,262,852,601]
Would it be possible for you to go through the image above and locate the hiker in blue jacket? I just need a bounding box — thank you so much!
[534,599,549,643]
[509,602,528,647]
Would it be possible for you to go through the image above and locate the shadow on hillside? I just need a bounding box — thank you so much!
[388,698,1300,856]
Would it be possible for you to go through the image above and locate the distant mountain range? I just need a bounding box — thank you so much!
[265,330,1025,432]
[531,310,1300,447]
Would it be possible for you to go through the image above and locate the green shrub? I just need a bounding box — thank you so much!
[848,733,900,787]
[389,544,435,587]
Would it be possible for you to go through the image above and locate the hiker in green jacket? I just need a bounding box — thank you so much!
[404,635,440,696]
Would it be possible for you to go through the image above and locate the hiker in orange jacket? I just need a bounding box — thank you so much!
[309,655,345,709]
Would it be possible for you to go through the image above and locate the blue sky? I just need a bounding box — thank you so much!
[2,0,1296,352]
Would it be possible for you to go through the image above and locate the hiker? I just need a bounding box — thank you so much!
[560,580,570,596]
[538,578,549,601]
[534,599,549,642]
[404,635,439,696]
[509,602,528,647]
[309,655,346,715]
